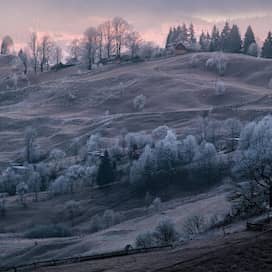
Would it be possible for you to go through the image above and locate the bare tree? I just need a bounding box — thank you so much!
[84,27,98,70]
[112,17,130,60]
[18,49,28,74]
[126,31,142,58]
[70,39,81,61]
[100,20,114,59]
[38,35,53,72]
[51,43,62,65]
[29,32,39,73]
[97,25,104,61]
[1,35,14,55]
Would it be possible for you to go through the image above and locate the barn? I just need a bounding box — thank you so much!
[174,43,187,55]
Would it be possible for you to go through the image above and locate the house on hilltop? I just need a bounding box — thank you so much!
[166,42,189,56]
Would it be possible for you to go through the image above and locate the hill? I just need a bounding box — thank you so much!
[1,53,272,168]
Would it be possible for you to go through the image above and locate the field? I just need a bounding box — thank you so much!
[1,52,272,270]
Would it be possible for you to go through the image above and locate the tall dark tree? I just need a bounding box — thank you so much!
[210,25,221,51]
[181,23,189,43]
[199,31,207,51]
[166,27,173,47]
[262,32,272,58]
[96,150,115,185]
[189,23,196,45]
[221,22,231,52]
[243,25,256,54]
[229,24,242,53]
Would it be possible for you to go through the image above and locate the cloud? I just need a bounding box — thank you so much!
[0,1,272,47]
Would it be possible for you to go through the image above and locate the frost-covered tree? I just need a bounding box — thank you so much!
[133,94,146,111]
[221,22,231,52]
[215,80,226,96]
[153,220,179,246]
[112,17,130,59]
[1,35,14,55]
[69,39,81,61]
[206,53,227,76]
[38,35,53,72]
[247,43,258,57]
[84,27,98,70]
[29,32,39,73]
[233,115,272,210]
[125,31,142,58]
[18,49,28,74]
[50,175,69,195]
[99,20,114,59]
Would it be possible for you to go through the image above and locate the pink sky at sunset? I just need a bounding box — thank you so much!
[0,1,272,50]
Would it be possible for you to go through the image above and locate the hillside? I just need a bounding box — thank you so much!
[1,53,272,168]
[1,52,272,270]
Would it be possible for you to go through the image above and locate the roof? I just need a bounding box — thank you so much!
[175,43,187,50]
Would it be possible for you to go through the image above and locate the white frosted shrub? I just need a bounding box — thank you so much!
[215,80,226,96]
[133,94,146,111]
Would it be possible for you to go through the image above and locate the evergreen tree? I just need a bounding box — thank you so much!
[221,22,231,52]
[189,23,196,45]
[210,25,221,52]
[229,24,242,53]
[262,32,272,58]
[199,31,207,51]
[243,25,256,54]
[96,150,115,185]
[166,27,173,48]
[181,23,189,43]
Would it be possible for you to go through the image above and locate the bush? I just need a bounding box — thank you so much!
[247,43,258,57]
[215,80,226,96]
[135,232,155,248]
[148,197,162,213]
[182,215,206,237]
[25,224,72,239]
[135,220,179,248]
[206,54,227,76]
[153,220,179,246]
[133,94,146,111]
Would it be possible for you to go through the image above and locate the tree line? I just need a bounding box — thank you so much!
[166,22,272,58]
[0,17,161,74]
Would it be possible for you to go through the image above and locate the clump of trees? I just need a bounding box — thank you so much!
[135,220,179,248]
[231,115,272,218]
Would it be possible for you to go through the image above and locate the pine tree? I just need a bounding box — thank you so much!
[221,22,231,52]
[210,25,221,52]
[189,23,196,45]
[181,23,189,43]
[229,24,242,53]
[199,31,207,51]
[262,32,272,58]
[243,25,256,54]
[166,27,173,48]
[96,150,115,185]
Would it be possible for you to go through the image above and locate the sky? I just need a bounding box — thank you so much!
[0,0,272,49]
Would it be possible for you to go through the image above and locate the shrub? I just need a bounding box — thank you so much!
[148,197,162,213]
[135,232,155,248]
[215,80,226,96]
[206,54,227,76]
[133,94,146,111]
[25,224,72,239]
[182,215,206,237]
[153,220,179,246]
[247,43,258,57]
